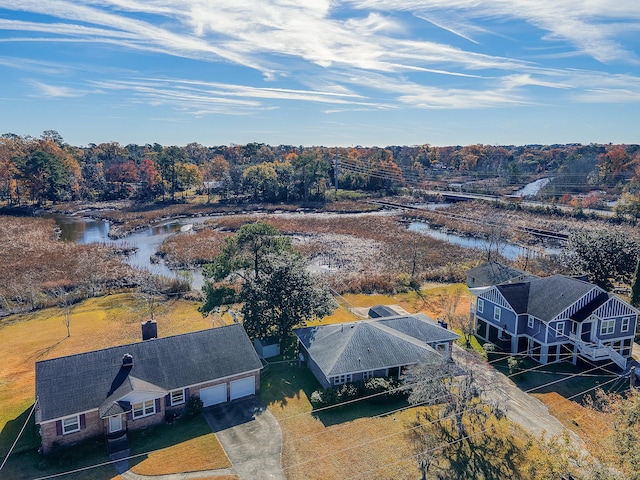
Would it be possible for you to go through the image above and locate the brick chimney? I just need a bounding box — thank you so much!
[142,320,157,341]
[122,353,133,367]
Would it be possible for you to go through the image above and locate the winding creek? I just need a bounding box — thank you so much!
[50,211,558,295]
[50,214,207,289]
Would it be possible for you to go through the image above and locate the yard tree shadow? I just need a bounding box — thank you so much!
[490,353,625,402]
[314,397,410,427]
[258,362,320,409]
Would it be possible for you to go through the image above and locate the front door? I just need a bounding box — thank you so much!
[581,321,592,342]
[109,414,122,433]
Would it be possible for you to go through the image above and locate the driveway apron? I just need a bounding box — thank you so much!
[203,396,285,480]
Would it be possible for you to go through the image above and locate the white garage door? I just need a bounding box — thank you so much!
[230,377,255,401]
[199,384,226,407]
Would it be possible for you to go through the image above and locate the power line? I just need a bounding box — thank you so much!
[0,399,38,472]
[350,374,624,480]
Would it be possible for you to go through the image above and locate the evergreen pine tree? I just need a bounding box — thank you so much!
[630,256,640,307]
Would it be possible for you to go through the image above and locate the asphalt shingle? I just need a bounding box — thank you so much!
[35,324,261,423]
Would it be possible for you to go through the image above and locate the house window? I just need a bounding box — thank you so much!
[556,323,565,337]
[622,317,631,333]
[62,415,80,434]
[132,400,156,419]
[493,306,501,322]
[170,389,185,406]
[333,374,352,385]
[600,319,615,336]
[476,298,484,314]
[362,371,374,380]
[527,316,534,329]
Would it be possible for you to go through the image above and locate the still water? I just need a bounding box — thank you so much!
[50,214,206,289]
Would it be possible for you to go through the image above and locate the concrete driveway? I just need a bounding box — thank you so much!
[203,396,285,480]
[452,345,583,444]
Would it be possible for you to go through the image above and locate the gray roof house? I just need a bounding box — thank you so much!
[471,274,639,369]
[466,261,537,288]
[295,313,459,388]
[35,324,262,454]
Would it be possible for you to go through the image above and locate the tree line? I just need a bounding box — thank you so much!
[1,131,640,206]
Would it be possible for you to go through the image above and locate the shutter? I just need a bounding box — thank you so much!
[79,414,86,429]
[127,409,133,420]
[185,387,190,400]
[155,398,161,413]
[165,393,171,407]
[56,420,62,436]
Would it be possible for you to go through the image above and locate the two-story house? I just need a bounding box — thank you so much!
[471,274,638,369]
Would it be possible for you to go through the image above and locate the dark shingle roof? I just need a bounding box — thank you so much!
[35,324,261,423]
[376,314,460,343]
[295,314,456,378]
[496,275,600,321]
[467,262,536,287]
[368,305,401,318]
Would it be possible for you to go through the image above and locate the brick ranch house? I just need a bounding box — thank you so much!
[34,323,261,454]
[295,311,459,388]
[471,273,638,369]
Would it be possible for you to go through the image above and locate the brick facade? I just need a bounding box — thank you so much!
[39,371,260,454]
[39,410,103,454]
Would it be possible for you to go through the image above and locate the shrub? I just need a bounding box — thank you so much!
[185,396,203,418]
[309,376,406,408]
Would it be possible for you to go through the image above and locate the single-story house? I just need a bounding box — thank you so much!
[35,323,262,454]
[295,313,459,388]
[466,261,537,288]
[471,274,639,369]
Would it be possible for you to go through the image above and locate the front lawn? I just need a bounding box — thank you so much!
[0,294,227,475]
[260,364,422,480]
[128,415,232,476]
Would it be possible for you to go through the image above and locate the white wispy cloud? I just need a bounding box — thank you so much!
[346,0,640,64]
[0,0,638,117]
[29,80,86,97]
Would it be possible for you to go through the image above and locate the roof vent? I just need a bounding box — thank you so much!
[122,354,133,367]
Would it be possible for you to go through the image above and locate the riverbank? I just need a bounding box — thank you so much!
[43,198,383,238]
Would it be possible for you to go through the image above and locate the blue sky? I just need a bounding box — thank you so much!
[0,1,638,147]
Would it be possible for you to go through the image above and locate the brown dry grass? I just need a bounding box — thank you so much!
[0,216,136,311]
[158,229,232,268]
[130,432,231,475]
[197,213,476,292]
[533,392,615,464]
[266,374,420,480]
[409,201,640,248]
[0,294,215,455]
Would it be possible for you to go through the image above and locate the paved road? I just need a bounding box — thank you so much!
[203,396,285,480]
[452,345,583,443]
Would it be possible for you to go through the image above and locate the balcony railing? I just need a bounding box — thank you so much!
[570,336,627,369]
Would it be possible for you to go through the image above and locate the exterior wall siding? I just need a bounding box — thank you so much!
[40,410,103,454]
[595,315,638,342]
[39,371,260,455]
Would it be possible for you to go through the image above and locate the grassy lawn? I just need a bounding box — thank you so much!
[491,355,623,399]
[0,294,230,476]
[128,415,232,476]
[2,437,118,480]
[260,364,423,480]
